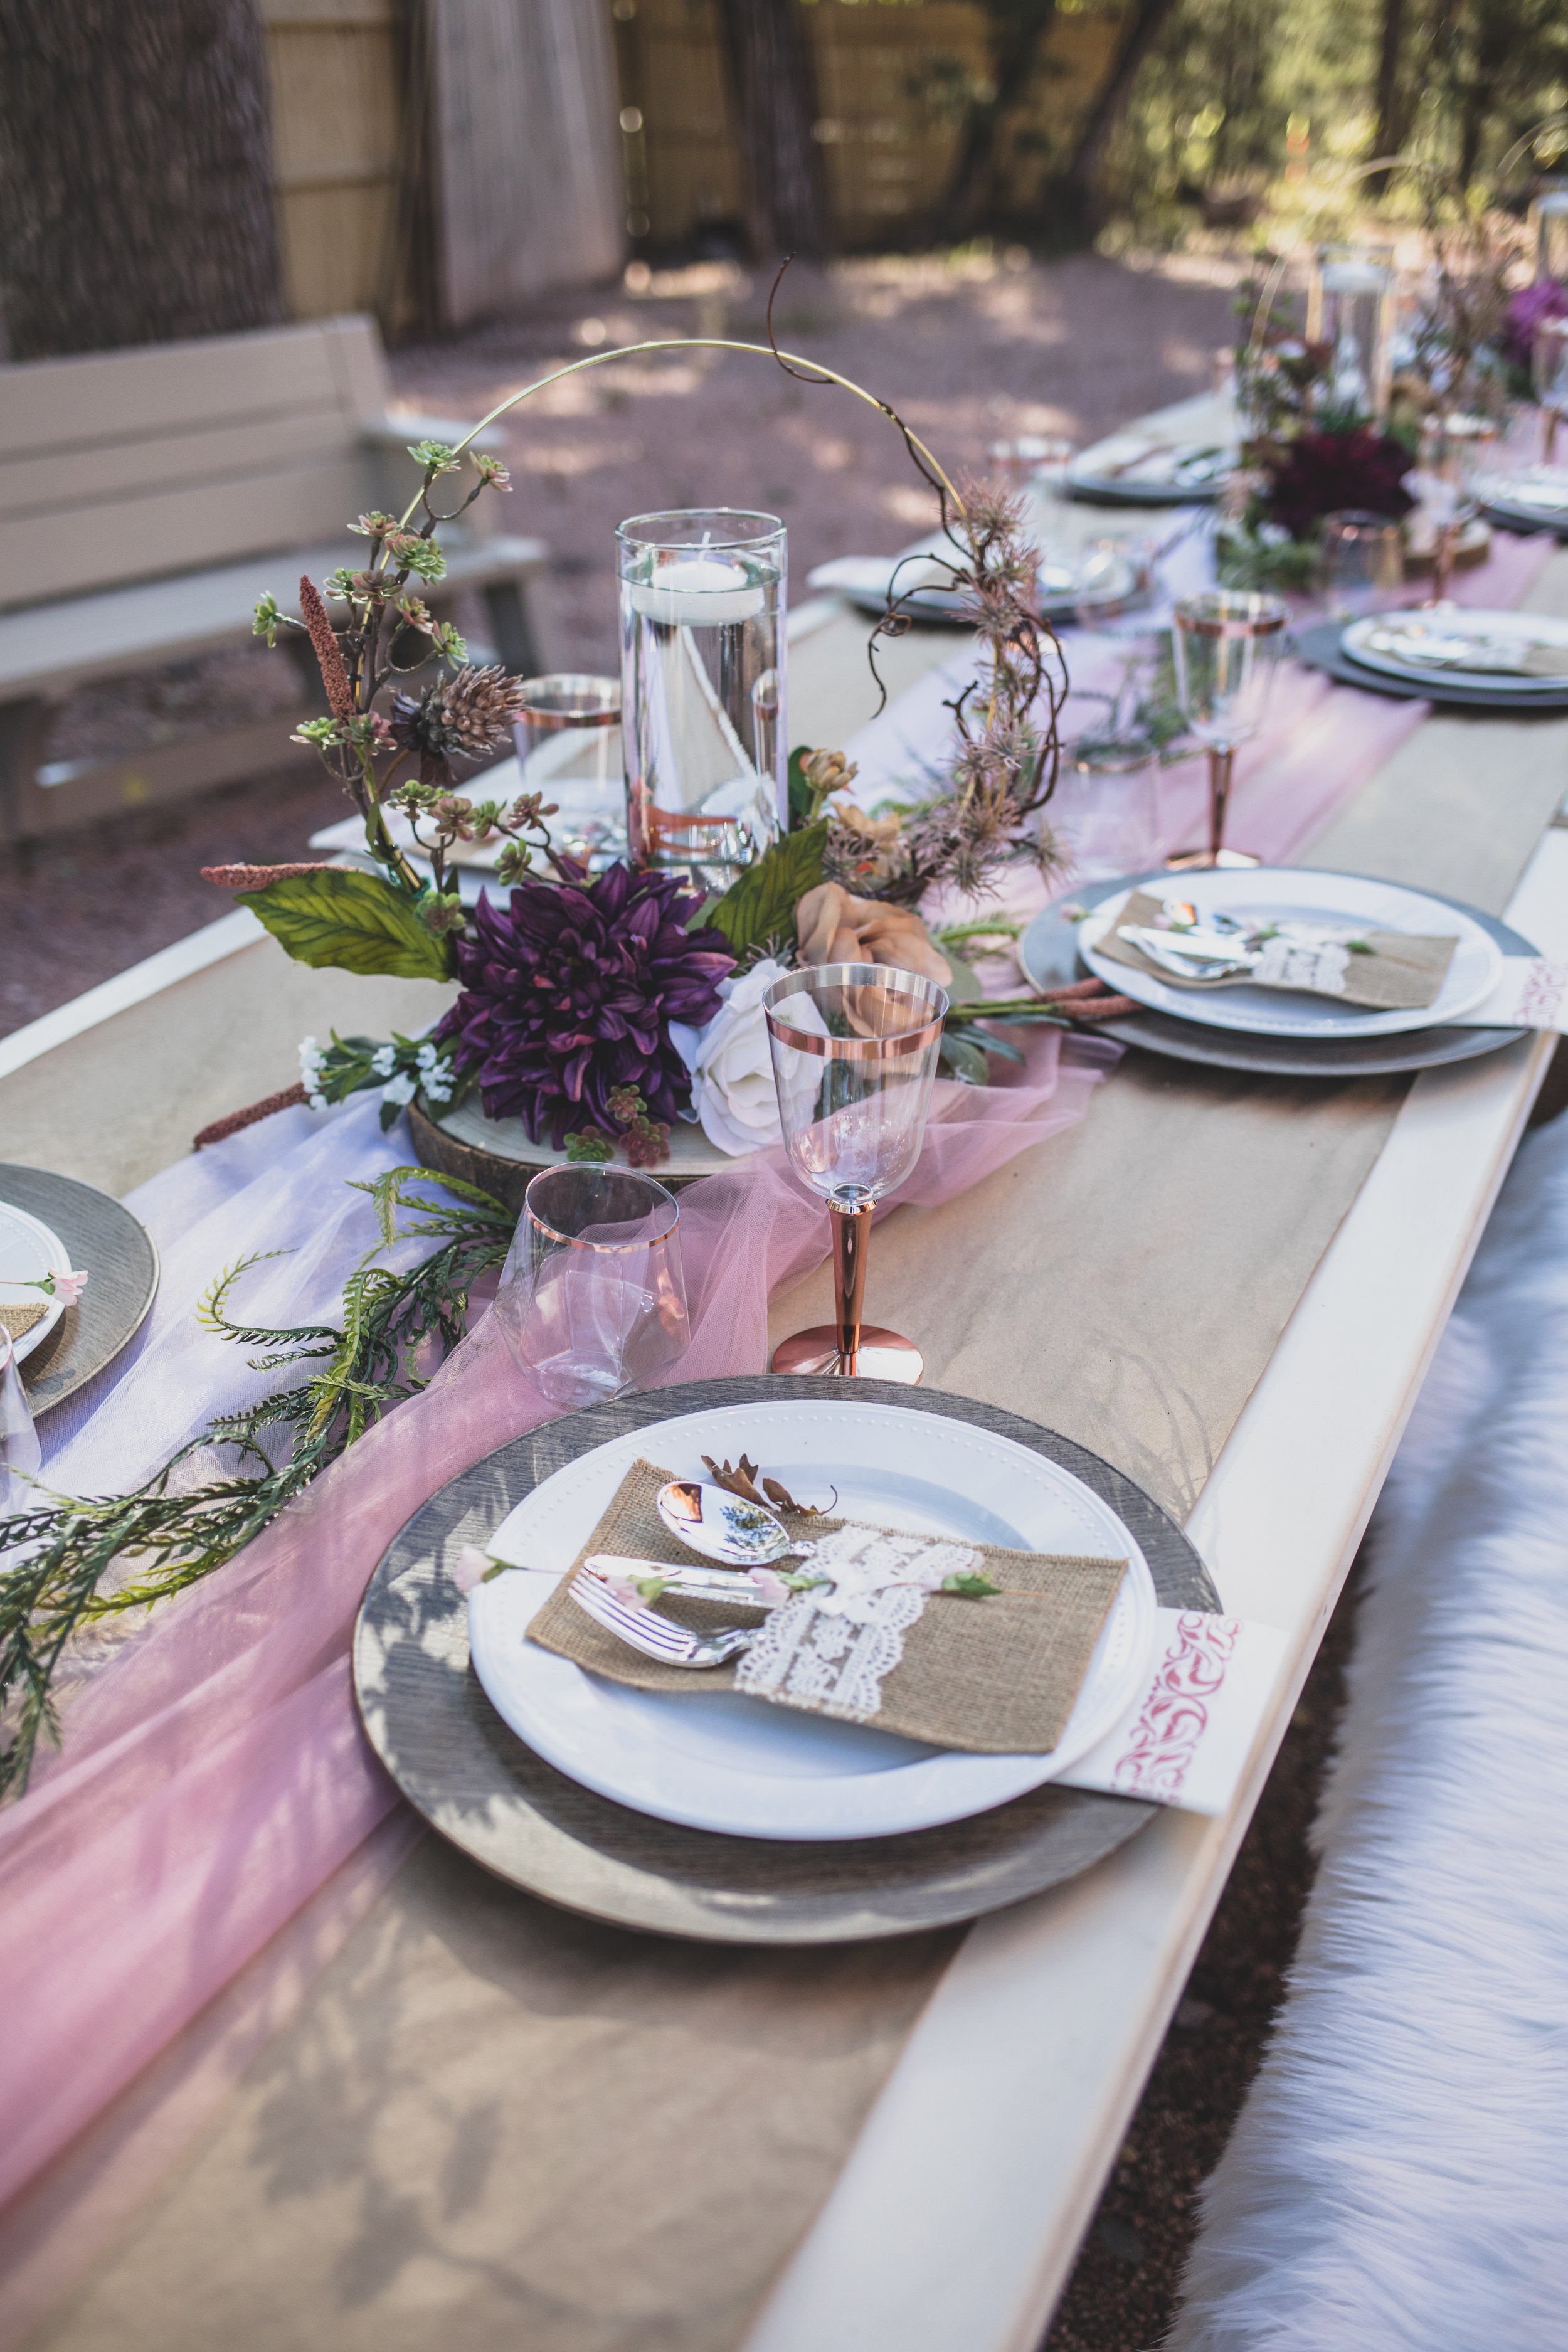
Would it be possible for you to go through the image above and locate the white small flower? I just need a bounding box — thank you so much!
[415,1042,438,1069]
[684,957,790,1157]
[307,1093,329,1113]
[421,1066,453,1104]
[370,1044,398,1078]
[452,1544,497,1594]
[297,1035,325,1091]
[381,1071,418,1108]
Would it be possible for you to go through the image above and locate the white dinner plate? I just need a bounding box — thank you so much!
[1078,867,1503,1041]
[806,540,1142,623]
[1067,434,1236,504]
[467,1398,1158,1841]
[1476,467,1568,527]
[0,1199,70,1364]
[1342,609,1568,696]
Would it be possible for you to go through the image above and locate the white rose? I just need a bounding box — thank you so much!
[685,957,790,1157]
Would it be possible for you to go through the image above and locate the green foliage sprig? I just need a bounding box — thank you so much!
[0,1169,512,1799]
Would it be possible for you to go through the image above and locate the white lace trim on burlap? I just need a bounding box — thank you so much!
[733,1522,982,1724]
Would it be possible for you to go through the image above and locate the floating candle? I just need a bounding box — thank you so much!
[628,554,766,627]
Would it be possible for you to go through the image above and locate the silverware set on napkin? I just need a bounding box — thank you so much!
[1116,902,1364,982]
[565,1479,819,1670]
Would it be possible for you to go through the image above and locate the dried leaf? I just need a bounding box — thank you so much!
[699,1453,838,1516]
[761,1475,837,1518]
[701,1453,766,1505]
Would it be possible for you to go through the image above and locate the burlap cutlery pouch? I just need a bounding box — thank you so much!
[1098,887,1458,1008]
[524,1456,1128,1754]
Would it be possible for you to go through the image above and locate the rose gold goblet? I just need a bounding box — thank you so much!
[763,964,947,1382]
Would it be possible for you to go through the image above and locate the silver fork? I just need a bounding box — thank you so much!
[568,1572,760,1670]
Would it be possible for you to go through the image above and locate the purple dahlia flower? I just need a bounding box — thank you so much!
[435,864,734,1146]
[1260,426,1414,542]
[1502,280,1568,369]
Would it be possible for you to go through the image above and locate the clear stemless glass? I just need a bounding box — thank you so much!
[987,431,1076,527]
[1168,590,1288,871]
[1317,511,1406,620]
[764,965,948,1383]
[512,674,624,871]
[1054,739,1161,886]
[618,507,785,894]
[1534,315,1568,466]
[1073,536,1160,733]
[494,1165,688,1409]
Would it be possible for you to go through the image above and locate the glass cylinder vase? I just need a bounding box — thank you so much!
[1530,185,1568,286]
[1305,244,1396,424]
[617,508,786,893]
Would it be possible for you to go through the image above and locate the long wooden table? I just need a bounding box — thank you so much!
[5,545,1567,2351]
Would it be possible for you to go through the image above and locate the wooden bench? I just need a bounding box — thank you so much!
[0,315,548,842]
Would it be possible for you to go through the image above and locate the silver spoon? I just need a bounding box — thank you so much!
[1117,925,1257,980]
[655,1478,823,1569]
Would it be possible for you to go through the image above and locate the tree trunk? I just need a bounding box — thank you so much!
[718,0,828,259]
[0,0,282,360]
[938,1,1059,243]
[1367,0,1409,194]
[1057,0,1183,238]
[1456,1,1513,191]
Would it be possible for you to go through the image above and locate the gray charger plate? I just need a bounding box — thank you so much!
[1295,617,1568,712]
[1020,874,1534,1078]
[353,1376,1217,1946]
[0,1163,159,1414]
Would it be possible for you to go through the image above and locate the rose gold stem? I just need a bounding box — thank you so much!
[1208,744,1235,862]
[1545,408,1559,467]
[829,1198,873,1373]
[1433,521,1455,605]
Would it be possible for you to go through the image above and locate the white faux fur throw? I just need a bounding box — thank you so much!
[1165,1110,1568,2351]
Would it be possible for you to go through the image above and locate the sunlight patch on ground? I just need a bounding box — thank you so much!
[882,483,943,526]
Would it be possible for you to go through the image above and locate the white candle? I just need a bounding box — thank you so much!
[629,554,767,627]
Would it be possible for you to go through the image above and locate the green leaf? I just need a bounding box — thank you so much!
[941,1571,1001,1599]
[238,868,455,980]
[941,950,987,1007]
[787,744,814,830]
[706,824,827,957]
[938,1032,990,1086]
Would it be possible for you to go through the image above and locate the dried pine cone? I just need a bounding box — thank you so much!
[389,664,532,783]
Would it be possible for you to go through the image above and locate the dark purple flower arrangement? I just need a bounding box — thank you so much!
[1257,426,1416,542]
[435,864,734,1147]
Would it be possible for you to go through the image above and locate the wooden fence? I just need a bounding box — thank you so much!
[612,0,1122,254]
[262,0,624,336]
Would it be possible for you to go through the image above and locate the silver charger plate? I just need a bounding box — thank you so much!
[1295,618,1568,712]
[352,1377,1217,1946]
[1019,879,1534,1078]
[0,1163,159,1414]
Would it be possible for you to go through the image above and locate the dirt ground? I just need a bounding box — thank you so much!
[3,247,1343,2347]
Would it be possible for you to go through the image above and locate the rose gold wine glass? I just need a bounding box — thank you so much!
[1168,590,1288,870]
[764,965,947,1381]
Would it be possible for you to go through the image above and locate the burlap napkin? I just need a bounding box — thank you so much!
[523,1458,1128,1756]
[0,1301,46,1340]
[1099,889,1458,1010]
